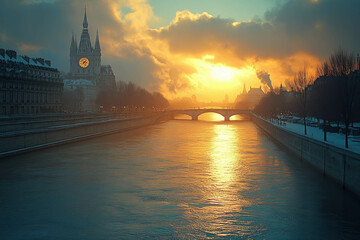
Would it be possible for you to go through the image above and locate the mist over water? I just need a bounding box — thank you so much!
[1,114,360,239]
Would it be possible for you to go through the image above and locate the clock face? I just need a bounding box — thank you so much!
[79,57,89,68]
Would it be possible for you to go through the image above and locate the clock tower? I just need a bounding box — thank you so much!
[69,7,101,83]
[65,6,116,112]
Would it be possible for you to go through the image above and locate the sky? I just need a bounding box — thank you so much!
[148,0,286,28]
[0,0,359,102]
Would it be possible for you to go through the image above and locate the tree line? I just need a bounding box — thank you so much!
[254,49,360,148]
[96,81,169,112]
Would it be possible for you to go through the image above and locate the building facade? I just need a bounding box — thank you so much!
[64,8,116,112]
[63,79,97,112]
[0,49,63,115]
[234,84,265,109]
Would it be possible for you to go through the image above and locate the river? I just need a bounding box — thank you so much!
[1,114,360,239]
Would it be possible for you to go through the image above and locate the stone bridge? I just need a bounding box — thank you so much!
[168,109,251,121]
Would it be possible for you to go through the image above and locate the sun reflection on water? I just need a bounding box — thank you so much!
[153,113,264,237]
[210,124,239,184]
[183,122,257,237]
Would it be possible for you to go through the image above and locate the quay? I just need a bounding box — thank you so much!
[0,112,166,158]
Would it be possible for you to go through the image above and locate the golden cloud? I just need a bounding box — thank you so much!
[0,0,358,102]
[18,43,42,52]
[85,0,331,102]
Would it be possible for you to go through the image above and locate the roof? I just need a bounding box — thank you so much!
[248,87,264,95]
[1,49,56,69]
[101,65,114,75]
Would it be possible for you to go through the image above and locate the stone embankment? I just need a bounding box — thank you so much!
[0,112,167,158]
[253,114,360,197]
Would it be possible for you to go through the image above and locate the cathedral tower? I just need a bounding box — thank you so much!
[69,7,101,82]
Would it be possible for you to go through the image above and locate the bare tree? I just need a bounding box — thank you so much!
[113,81,170,112]
[327,49,359,148]
[313,61,339,141]
[309,75,340,141]
[288,67,314,135]
[316,61,330,77]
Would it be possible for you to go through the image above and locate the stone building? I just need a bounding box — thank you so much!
[63,79,97,112]
[234,84,265,109]
[64,7,116,112]
[0,49,63,115]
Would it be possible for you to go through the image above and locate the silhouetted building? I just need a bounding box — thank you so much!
[235,84,264,109]
[99,65,116,89]
[247,86,264,99]
[64,7,116,112]
[63,79,97,112]
[0,49,63,115]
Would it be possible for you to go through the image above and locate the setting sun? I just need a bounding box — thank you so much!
[189,56,243,83]
[181,56,259,101]
[210,64,236,81]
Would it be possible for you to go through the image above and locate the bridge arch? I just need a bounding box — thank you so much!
[172,113,193,120]
[229,113,251,121]
[197,111,226,121]
[168,109,250,121]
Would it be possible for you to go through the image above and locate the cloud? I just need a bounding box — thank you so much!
[264,0,360,56]
[154,0,360,61]
[148,0,360,97]
[18,43,42,52]
[1,0,360,101]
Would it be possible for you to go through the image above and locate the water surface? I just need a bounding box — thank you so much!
[1,115,360,239]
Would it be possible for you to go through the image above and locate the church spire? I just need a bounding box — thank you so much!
[242,83,247,95]
[79,6,91,52]
[70,32,77,53]
[70,32,75,49]
[95,29,101,51]
[74,34,78,51]
[83,7,88,29]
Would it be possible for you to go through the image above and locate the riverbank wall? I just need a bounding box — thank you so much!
[0,113,166,158]
[252,114,360,197]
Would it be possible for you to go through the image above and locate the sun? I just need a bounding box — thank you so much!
[187,56,240,82]
[179,56,259,102]
[210,65,236,82]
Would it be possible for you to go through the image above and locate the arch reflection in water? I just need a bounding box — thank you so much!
[198,112,224,122]
[230,114,249,121]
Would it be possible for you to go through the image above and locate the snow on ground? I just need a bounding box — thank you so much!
[265,117,360,155]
